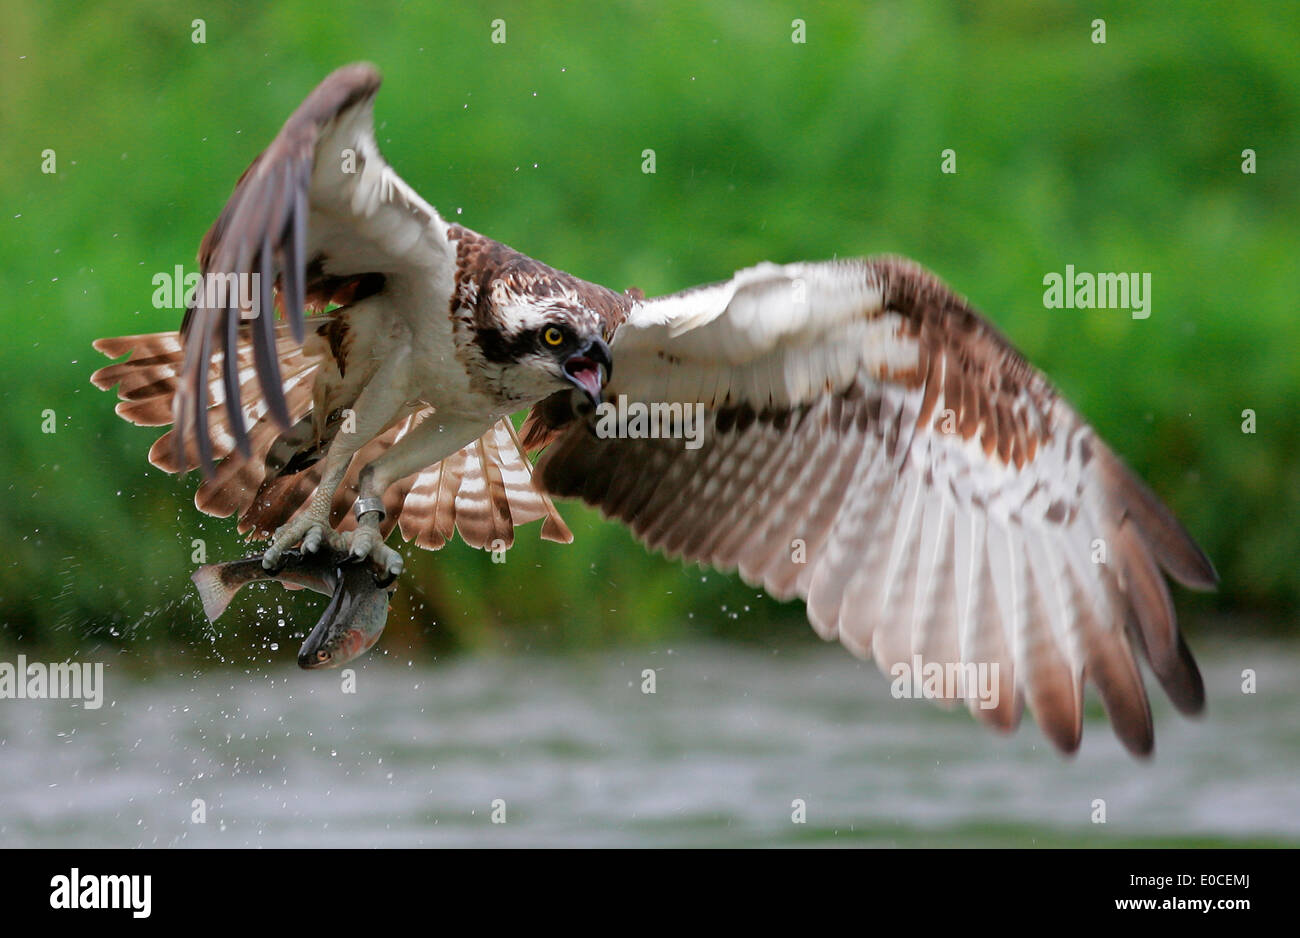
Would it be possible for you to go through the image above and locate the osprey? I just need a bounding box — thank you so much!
[92,64,1217,756]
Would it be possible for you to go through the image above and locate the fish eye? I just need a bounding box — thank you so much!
[542,326,565,347]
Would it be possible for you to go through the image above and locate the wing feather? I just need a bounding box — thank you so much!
[172,63,455,476]
[532,256,1215,754]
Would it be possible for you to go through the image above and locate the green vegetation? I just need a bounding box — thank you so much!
[1,1,1296,663]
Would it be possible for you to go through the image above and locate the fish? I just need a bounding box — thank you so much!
[191,547,342,621]
[296,559,396,670]
[190,547,396,669]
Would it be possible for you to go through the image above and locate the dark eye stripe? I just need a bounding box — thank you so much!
[472,325,573,363]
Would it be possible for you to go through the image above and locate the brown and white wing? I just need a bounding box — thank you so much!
[531,257,1217,755]
[174,62,455,475]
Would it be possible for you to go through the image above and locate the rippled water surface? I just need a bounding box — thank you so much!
[1,639,1296,847]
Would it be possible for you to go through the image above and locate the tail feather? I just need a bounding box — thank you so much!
[456,434,515,550]
[395,418,573,551]
[499,418,574,544]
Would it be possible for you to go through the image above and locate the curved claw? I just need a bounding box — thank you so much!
[263,516,330,569]
[261,550,291,576]
[301,525,326,555]
[337,523,404,579]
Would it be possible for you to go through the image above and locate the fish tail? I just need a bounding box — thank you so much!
[191,562,261,622]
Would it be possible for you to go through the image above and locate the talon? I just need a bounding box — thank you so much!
[262,551,290,576]
[328,511,402,578]
[263,515,331,569]
[349,527,374,559]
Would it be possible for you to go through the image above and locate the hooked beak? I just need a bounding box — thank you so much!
[562,336,613,408]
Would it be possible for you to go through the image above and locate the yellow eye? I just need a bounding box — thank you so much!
[543,326,564,346]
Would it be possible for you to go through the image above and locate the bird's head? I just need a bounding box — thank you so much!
[485,309,613,410]
[456,252,623,411]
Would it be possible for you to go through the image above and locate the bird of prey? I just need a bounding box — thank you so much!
[92,63,1216,756]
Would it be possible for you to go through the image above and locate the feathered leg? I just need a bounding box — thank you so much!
[262,345,416,570]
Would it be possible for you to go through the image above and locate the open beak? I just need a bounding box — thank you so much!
[562,336,613,408]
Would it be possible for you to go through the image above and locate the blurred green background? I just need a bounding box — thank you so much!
[1,0,1296,666]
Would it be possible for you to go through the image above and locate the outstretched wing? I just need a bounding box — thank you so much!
[175,62,455,475]
[529,257,1217,755]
